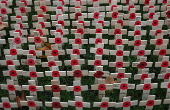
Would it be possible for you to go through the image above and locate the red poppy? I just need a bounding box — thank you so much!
[98,21,104,26]
[29,86,37,92]
[128,5,135,11]
[29,72,37,78]
[126,0,129,4]
[143,84,151,90]
[55,38,62,44]
[120,83,128,90]
[116,50,123,56]
[29,50,36,56]
[141,74,149,80]
[134,40,141,46]
[112,12,118,18]
[92,0,98,2]
[138,50,145,56]
[72,49,80,55]
[166,11,170,18]
[52,102,62,108]
[39,22,45,28]
[9,70,17,76]
[40,6,47,12]
[137,62,147,69]
[20,7,26,13]
[149,13,155,19]
[98,84,106,90]
[134,21,141,25]
[95,38,102,44]
[152,20,159,26]
[100,102,109,108]
[36,29,43,36]
[38,14,44,18]
[78,21,85,26]
[75,38,82,44]
[94,71,104,78]
[162,0,167,3]
[115,39,122,45]
[16,15,22,20]
[56,14,61,20]
[144,0,150,5]
[93,12,100,19]
[1,8,7,14]
[52,71,60,77]
[17,23,23,29]
[95,29,102,33]
[76,28,84,34]
[75,13,82,20]
[164,73,170,79]
[117,73,125,78]
[71,59,79,65]
[34,37,41,43]
[114,29,121,35]
[59,0,64,5]
[96,48,103,55]
[1,1,7,6]
[3,102,11,108]
[27,59,35,66]
[156,39,163,45]
[75,101,83,107]
[109,0,112,3]
[21,0,27,6]
[129,13,136,19]
[75,6,81,8]
[56,29,63,35]
[94,60,102,66]
[51,50,59,56]
[122,101,131,107]
[161,61,169,67]
[7,85,15,91]
[111,5,117,11]
[159,49,166,55]
[155,30,162,36]
[116,62,123,68]
[27,101,36,107]
[51,85,61,92]
[48,61,56,67]
[57,6,63,12]
[6,60,14,65]
[117,20,124,26]
[146,100,154,106]
[73,70,82,77]
[134,30,141,36]
[57,20,64,26]
[15,30,22,36]
[73,86,82,92]
[10,49,17,55]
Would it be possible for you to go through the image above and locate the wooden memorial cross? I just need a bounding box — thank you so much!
[87,0,105,13]
[134,68,155,83]
[33,17,51,29]
[16,0,32,6]
[109,34,128,46]
[155,56,170,73]
[93,97,116,110]
[66,44,86,56]
[160,2,170,18]
[0,55,20,66]
[70,7,87,20]
[72,16,90,27]
[67,65,88,81]
[28,34,47,48]
[11,12,28,23]
[111,15,129,27]
[116,96,138,110]
[20,96,43,110]
[113,78,135,101]
[34,1,51,15]
[149,28,169,38]
[69,33,88,46]
[23,45,42,57]
[3,65,23,85]
[34,0,51,6]
[158,68,170,81]
[108,24,127,36]
[122,0,140,12]
[0,0,12,7]
[106,0,122,12]
[86,0,108,4]
[69,0,86,12]
[45,66,66,80]
[91,79,113,99]
[88,55,108,67]
[106,4,122,20]
[139,0,156,5]
[0,97,18,109]
[22,80,43,100]
[51,24,69,36]
[139,95,161,110]
[52,1,68,13]
[131,45,151,61]
[90,23,108,35]
[51,9,68,21]
[42,56,62,71]
[21,54,41,66]
[4,43,23,57]
[45,44,65,60]
[89,33,108,45]
[129,16,147,27]
[0,79,22,100]
[147,15,164,30]
[23,66,44,84]
[110,45,130,57]
[45,80,66,97]
[109,56,130,72]
[111,68,132,83]
[89,66,110,84]
[32,8,50,21]
[9,24,28,37]
[53,0,69,6]
[68,96,90,109]
[10,20,29,30]
[161,78,170,99]
[124,8,141,21]
[136,78,158,100]
[90,43,109,56]
[67,80,88,96]
[45,97,68,109]
[30,23,49,37]
[128,25,146,37]
[92,15,110,27]
[71,22,89,35]
[0,3,12,15]
[14,2,31,16]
